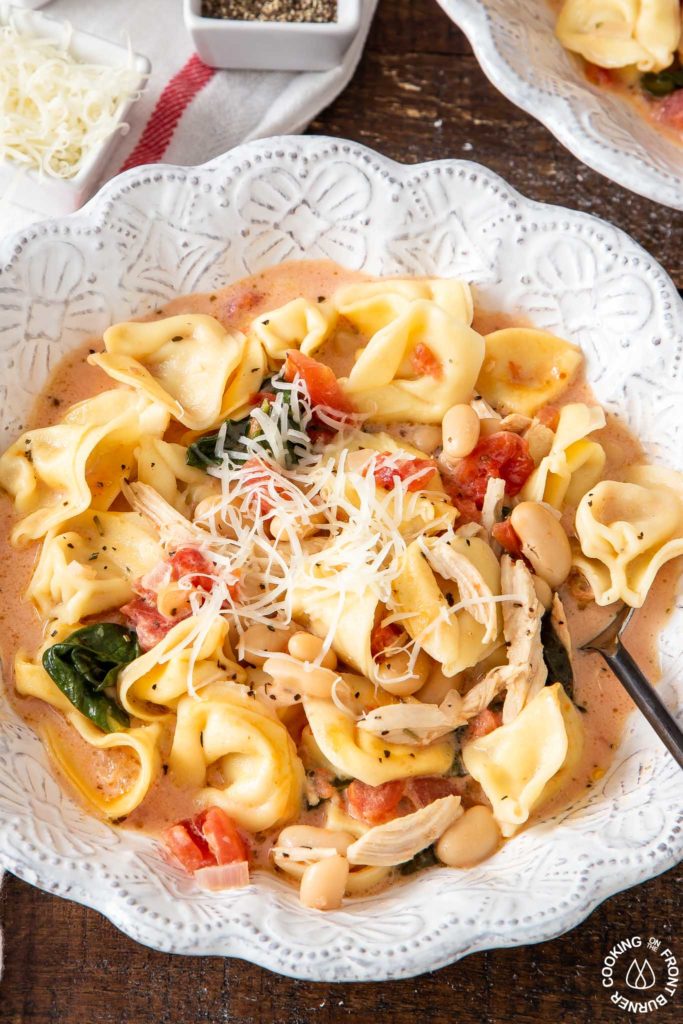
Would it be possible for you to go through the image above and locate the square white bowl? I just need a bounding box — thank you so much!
[0,4,150,216]
[183,0,362,71]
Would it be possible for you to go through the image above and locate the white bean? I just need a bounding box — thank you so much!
[376,649,431,696]
[240,623,291,667]
[435,805,501,868]
[278,825,354,855]
[510,501,572,589]
[299,855,349,910]
[442,404,481,460]
[263,655,338,699]
[288,631,338,670]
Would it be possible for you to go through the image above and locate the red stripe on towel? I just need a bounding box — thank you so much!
[119,55,216,171]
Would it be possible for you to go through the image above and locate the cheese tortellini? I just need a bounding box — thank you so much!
[89,314,245,430]
[0,389,168,545]
[463,683,583,836]
[556,0,681,73]
[252,298,338,361]
[303,675,454,787]
[477,328,583,417]
[521,403,606,508]
[391,535,502,677]
[15,643,161,819]
[341,300,485,423]
[574,465,683,606]
[169,681,304,832]
[26,510,162,624]
[118,616,246,720]
[136,438,218,515]
[333,278,474,334]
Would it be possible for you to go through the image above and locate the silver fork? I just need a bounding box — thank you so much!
[581,603,683,769]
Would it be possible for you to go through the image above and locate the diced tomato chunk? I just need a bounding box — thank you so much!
[370,621,405,660]
[466,708,503,741]
[491,518,524,559]
[163,821,215,873]
[653,90,683,131]
[121,595,179,651]
[405,776,467,808]
[369,454,437,492]
[169,547,215,591]
[163,809,248,875]
[449,494,481,524]
[410,342,443,380]
[347,779,405,825]
[536,405,560,432]
[197,807,248,865]
[585,62,615,88]
[444,431,534,510]
[284,350,353,415]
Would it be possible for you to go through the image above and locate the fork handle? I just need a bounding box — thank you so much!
[598,644,683,770]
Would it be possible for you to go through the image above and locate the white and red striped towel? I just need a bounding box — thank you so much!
[0,0,379,977]
[1,0,379,235]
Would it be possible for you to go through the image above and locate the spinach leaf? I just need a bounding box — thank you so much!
[42,623,140,733]
[541,611,574,701]
[186,413,254,469]
[641,66,683,97]
[186,375,303,470]
[445,726,468,777]
[398,844,438,876]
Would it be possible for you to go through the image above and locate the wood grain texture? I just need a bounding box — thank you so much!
[0,1,681,1021]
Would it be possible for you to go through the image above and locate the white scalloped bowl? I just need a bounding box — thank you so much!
[436,0,683,211]
[0,137,681,982]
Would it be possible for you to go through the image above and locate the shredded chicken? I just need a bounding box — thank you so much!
[550,593,572,662]
[498,413,532,433]
[480,476,506,540]
[424,537,499,643]
[357,689,466,746]
[346,795,462,866]
[462,555,547,725]
[123,481,210,550]
[523,421,555,465]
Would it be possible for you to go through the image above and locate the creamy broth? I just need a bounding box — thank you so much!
[0,260,679,879]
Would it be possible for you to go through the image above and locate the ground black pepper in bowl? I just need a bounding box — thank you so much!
[201,0,337,22]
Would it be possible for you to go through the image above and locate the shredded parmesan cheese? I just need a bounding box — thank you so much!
[0,18,143,179]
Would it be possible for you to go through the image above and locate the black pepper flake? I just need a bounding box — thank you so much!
[200,730,204,747]
[381,729,389,736]
[262,319,270,325]
[294,693,301,701]
[445,592,455,607]
[171,335,183,342]
[317,295,325,303]
[50,629,58,637]
[66,542,75,549]
[162,764,169,775]
[383,749,391,758]
[88,552,99,561]
[202,0,337,21]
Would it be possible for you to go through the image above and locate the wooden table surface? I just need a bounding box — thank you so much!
[1,1,681,1021]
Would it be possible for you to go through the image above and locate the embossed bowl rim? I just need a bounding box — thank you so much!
[435,0,683,211]
[0,136,681,981]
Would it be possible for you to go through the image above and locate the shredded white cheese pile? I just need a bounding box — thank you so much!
[0,20,142,179]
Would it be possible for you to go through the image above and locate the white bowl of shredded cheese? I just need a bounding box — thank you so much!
[0,4,150,215]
